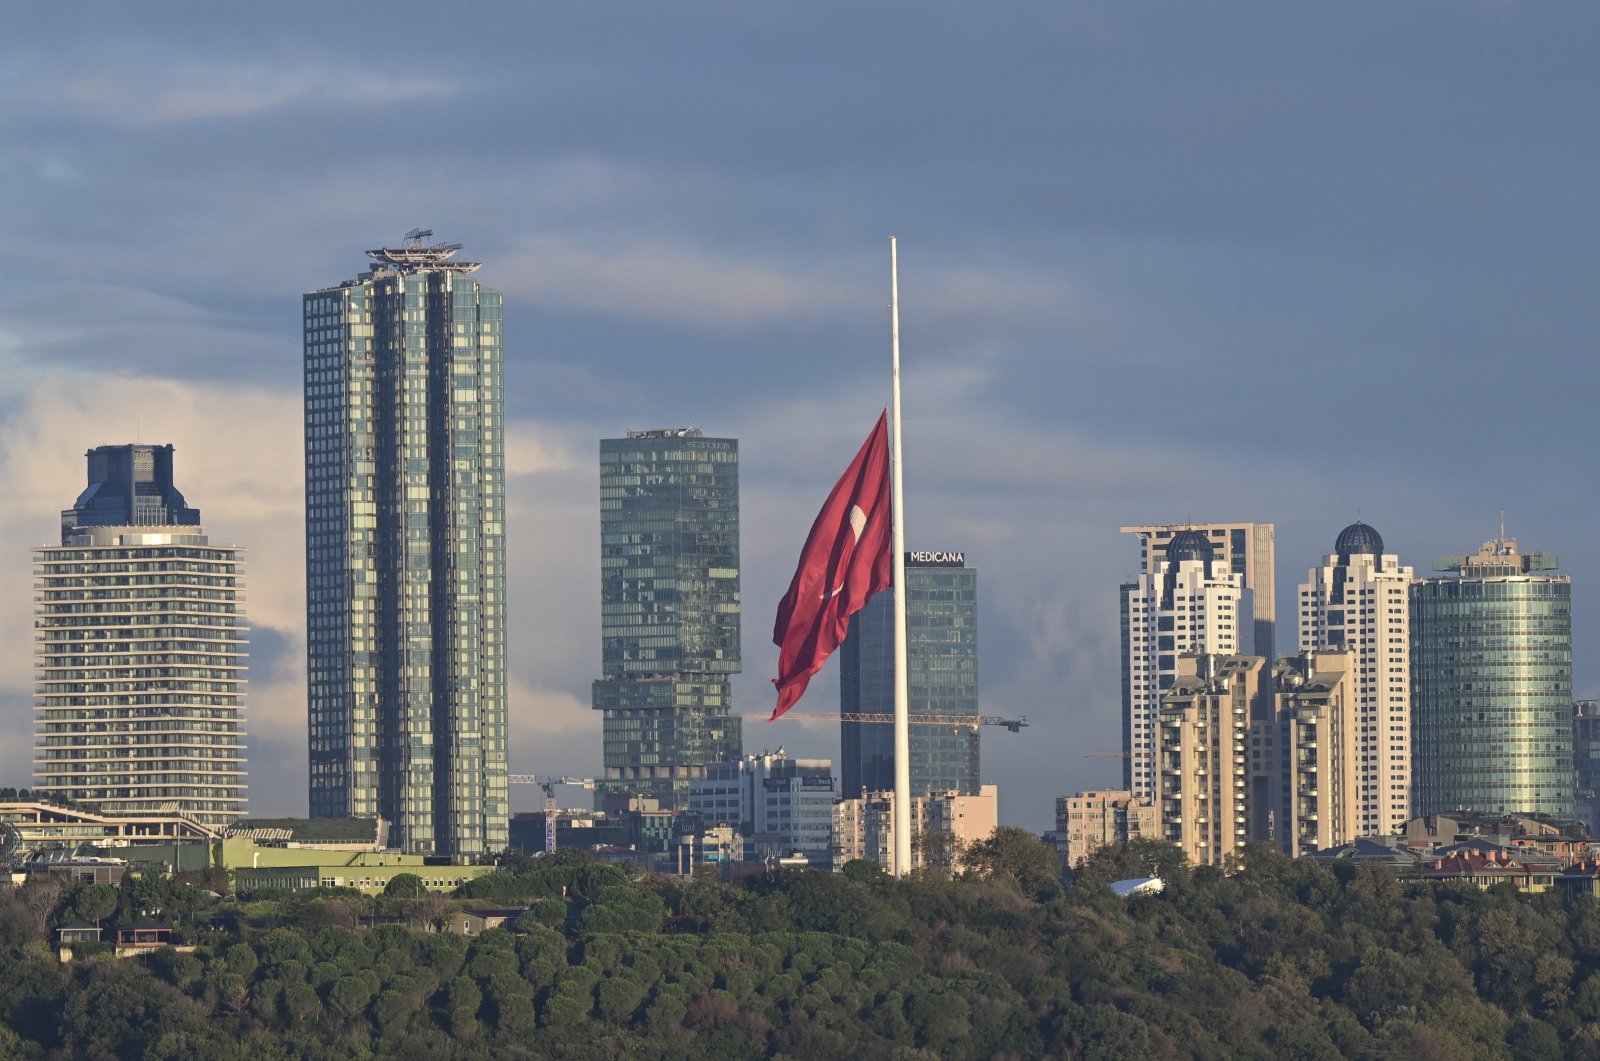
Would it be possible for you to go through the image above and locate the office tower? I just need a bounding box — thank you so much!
[35,445,245,828]
[1411,534,1572,818]
[303,232,507,856]
[1155,654,1266,867]
[1574,701,1600,837]
[1121,530,1246,801]
[1297,522,1414,834]
[840,550,978,799]
[1260,650,1360,857]
[1122,523,1275,659]
[688,751,836,866]
[1055,790,1156,869]
[593,428,741,810]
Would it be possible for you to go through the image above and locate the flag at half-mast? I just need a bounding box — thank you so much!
[770,411,893,720]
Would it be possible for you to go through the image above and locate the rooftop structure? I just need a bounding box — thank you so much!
[363,228,482,273]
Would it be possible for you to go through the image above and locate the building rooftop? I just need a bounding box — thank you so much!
[1334,521,1384,561]
[364,229,481,274]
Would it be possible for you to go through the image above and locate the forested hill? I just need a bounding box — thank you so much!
[3,831,1599,1059]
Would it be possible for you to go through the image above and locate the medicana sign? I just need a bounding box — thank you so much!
[906,551,965,566]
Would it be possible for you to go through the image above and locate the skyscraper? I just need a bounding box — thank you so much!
[1121,529,1245,801]
[1261,650,1360,857]
[35,445,245,828]
[1298,522,1414,834]
[1156,653,1266,867]
[594,428,741,809]
[303,231,507,856]
[1121,523,1275,660]
[840,550,979,799]
[1411,534,1572,818]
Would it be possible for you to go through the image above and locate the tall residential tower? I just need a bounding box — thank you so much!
[840,550,979,799]
[303,232,507,856]
[1298,522,1414,835]
[35,445,246,828]
[594,428,741,809]
[1121,529,1246,801]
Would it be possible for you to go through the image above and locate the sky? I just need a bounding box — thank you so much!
[1,2,1597,834]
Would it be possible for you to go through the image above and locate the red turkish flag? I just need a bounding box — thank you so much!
[770,411,893,720]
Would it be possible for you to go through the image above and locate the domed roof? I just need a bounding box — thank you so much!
[1335,521,1384,560]
[1165,528,1215,564]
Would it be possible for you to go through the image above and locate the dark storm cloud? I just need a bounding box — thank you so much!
[1,2,1597,827]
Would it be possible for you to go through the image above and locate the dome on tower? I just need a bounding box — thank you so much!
[1165,528,1215,564]
[1335,521,1384,561]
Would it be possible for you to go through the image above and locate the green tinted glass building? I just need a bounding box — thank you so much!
[593,429,741,809]
[304,232,507,856]
[1410,536,1572,818]
[840,551,979,799]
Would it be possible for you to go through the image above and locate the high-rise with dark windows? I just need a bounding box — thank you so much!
[840,551,979,799]
[1410,534,1572,818]
[35,445,246,828]
[594,428,741,809]
[303,231,507,856]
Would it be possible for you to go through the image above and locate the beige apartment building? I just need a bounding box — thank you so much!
[1055,790,1157,869]
[833,785,998,875]
[1156,654,1267,867]
[1262,651,1361,856]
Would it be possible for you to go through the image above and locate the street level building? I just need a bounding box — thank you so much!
[303,231,508,856]
[840,550,979,799]
[34,445,245,829]
[1055,789,1156,869]
[687,751,835,867]
[1156,654,1267,867]
[1121,530,1247,801]
[1298,522,1414,835]
[593,428,741,810]
[1411,534,1572,818]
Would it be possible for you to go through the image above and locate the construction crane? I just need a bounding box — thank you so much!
[506,776,595,854]
[1084,751,1131,759]
[838,713,1028,733]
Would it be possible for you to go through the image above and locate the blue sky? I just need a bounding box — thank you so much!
[1,2,1595,832]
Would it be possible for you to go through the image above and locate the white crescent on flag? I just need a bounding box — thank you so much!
[824,505,871,600]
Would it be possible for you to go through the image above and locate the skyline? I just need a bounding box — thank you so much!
[2,4,1598,833]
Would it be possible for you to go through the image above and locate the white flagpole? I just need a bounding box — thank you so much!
[889,237,912,878]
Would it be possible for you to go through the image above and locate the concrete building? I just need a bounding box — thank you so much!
[303,231,508,857]
[1121,529,1248,801]
[1156,654,1267,867]
[1121,522,1275,659]
[1261,651,1361,857]
[593,429,741,810]
[688,751,835,867]
[832,785,998,875]
[840,550,979,799]
[34,445,245,828]
[1055,789,1157,869]
[1411,534,1572,818]
[1298,522,1414,835]
[1574,700,1600,837]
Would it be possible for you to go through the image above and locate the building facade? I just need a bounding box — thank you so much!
[1121,530,1247,801]
[1297,522,1414,835]
[1122,523,1275,660]
[303,232,508,856]
[840,550,979,799]
[35,445,245,829]
[1055,789,1157,869]
[1156,654,1266,867]
[832,785,998,875]
[1574,700,1600,838]
[594,429,741,809]
[1261,651,1360,857]
[1411,535,1572,818]
[687,751,835,866]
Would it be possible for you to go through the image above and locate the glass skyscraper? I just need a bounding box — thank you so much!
[840,551,979,799]
[1410,535,1572,818]
[35,445,246,828]
[594,429,741,809]
[304,232,507,856]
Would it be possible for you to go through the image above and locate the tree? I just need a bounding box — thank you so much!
[75,883,118,928]
[384,873,427,899]
[961,826,1063,899]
